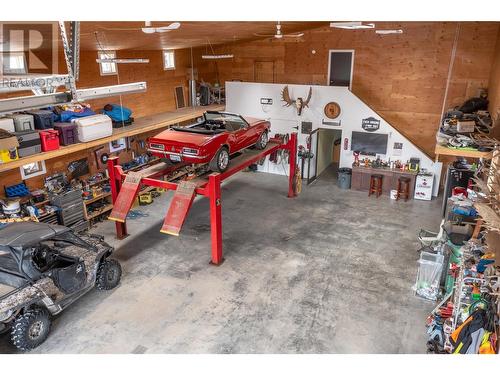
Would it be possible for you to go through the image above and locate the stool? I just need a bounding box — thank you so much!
[396,176,411,201]
[369,174,383,197]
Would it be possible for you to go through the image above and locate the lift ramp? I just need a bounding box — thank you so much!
[107,135,298,265]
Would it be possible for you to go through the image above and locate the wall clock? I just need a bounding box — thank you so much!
[324,102,341,119]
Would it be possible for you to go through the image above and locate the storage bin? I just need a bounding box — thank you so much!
[39,129,60,151]
[414,251,445,301]
[14,130,42,157]
[0,118,15,133]
[26,110,54,130]
[7,114,34,132]
[74,114,113,142]
[53,122,78,145]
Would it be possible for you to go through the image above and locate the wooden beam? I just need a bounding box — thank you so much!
[0,105,223,174]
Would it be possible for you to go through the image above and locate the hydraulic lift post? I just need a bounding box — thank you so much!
[107,132,298,264]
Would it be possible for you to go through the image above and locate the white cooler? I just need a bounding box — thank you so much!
[414,173,434,201]
[0,118,15,133]
[74,114,113,142]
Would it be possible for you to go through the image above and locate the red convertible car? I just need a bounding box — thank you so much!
[147,111,271,172]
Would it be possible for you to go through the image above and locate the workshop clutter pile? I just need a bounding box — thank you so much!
[0,103,133,164]
[417,150,500,354]
[436,92,495,152]
[0,149,160,231]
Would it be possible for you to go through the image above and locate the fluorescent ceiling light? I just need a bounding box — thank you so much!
[330,22,375,30]
[96,58,150,64]
[201,54,234,60]
[375,29,403,35]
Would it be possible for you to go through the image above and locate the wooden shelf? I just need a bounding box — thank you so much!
[87,177,109,187]
[0,104,224,173]
[434,144,493,162]
[85,203,113,220]
[83,192,112,205]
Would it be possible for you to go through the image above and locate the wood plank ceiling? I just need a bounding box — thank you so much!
[74,21,328,51]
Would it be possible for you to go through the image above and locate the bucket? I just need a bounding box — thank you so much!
[337,168,352,189]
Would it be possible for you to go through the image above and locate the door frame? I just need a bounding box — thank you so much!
[307,128,320,185]
[327,49,355,90]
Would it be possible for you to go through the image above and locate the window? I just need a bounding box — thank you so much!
[2,52,27,74]
[163,50,175,70]
[98,51,117,75]
[20,161,46,179]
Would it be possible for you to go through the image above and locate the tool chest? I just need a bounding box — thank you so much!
[7,114,34,132]
[14,130,42,157]
[50,189,86,226]
[26,110,54,130]
[39,129,60,151]
[53,122,78,145]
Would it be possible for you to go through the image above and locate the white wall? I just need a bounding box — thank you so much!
[226,81,442,196]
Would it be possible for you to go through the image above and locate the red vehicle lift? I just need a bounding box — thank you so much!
[106,132,298,265]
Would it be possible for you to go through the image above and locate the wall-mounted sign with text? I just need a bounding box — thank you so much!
[361,117,380,132]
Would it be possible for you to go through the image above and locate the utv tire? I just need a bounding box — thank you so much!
[255,131,268,150]
[96,259,122,290]
[209,147,230,173]
[11,307,51,351]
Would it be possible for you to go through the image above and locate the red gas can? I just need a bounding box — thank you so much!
[39,129,60,151]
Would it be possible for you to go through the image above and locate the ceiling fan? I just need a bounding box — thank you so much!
[254,22,304,39]
[141,21,181,34]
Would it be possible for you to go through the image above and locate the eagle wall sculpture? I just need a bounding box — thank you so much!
[281,85,312,116]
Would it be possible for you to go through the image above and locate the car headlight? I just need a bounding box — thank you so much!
[0,309,14,321]
[182,147,199,156]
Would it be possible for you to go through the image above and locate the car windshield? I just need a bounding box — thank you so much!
[204,112,247,131]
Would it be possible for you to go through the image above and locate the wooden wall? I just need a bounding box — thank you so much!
[1,46,205,191]
[199,22,499,157]
[489,27,500,130]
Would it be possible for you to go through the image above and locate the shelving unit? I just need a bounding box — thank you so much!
[434,144,493,162]
[0,104,223,174]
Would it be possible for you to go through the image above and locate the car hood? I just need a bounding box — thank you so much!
[149,128,219,148]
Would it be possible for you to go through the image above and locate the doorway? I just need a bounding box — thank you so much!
[327,50,354,90]
[315,128,343,182]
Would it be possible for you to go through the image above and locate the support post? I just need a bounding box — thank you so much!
[288,132,298,198]
[208,173,224,265]
[107,156,128,239]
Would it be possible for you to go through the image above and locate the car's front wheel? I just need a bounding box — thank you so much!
[255,131,268,150]
[209,147,230,173]
[96,259,122,290]
[11,307,51,351]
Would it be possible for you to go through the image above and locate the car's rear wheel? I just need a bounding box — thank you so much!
[11,307,51,351]
[96,259,122,290]
[255,131,268,150]
[209,147,230,173]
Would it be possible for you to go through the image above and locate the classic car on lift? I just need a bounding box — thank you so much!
[0,222,122,351]
[147,111,271,172]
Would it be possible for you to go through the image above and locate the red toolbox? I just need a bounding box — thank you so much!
[39,129,60,151]
[53,122,78,145]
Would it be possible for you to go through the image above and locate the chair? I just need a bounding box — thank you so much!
[396,176,411,201]
[369,174,383,197]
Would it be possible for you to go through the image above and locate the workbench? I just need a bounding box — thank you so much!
[351,165,417,199]
[0,104,224,173]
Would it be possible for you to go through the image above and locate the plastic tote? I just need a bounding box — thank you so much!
[74,114,113,142]
[414,251,444,301]
[337,168,352,189]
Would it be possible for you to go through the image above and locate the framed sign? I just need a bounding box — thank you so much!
[301,121,313,134]
[361,117,380,132]
[324,102,341,119]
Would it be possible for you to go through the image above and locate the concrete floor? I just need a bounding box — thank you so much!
[0,166,441,353]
